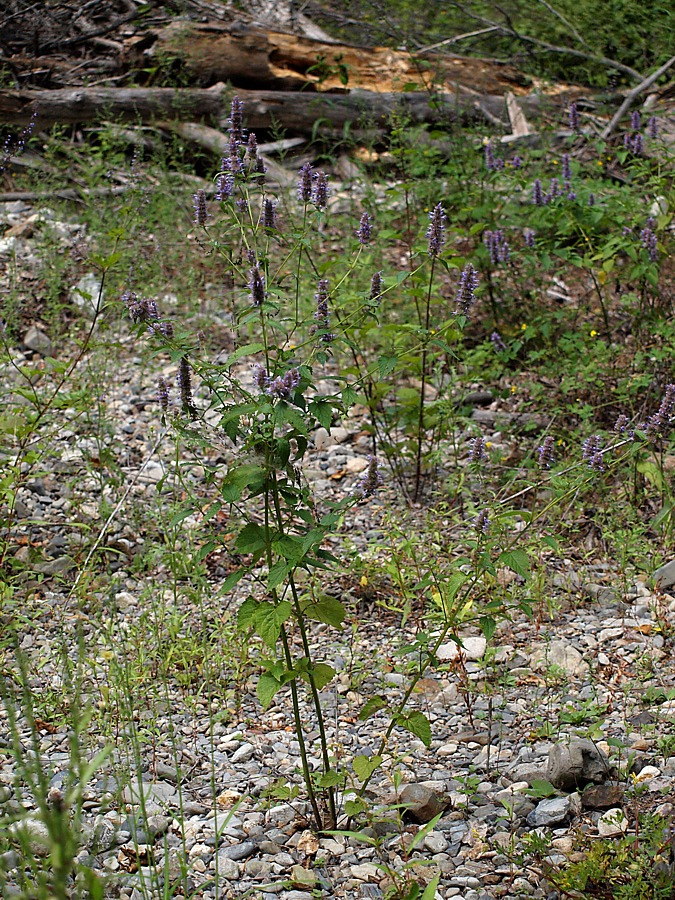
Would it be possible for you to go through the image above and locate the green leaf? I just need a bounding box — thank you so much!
[236,523,268,554]
[273,535,304,561]
[377,354,398,378]
[257,673,283,709]
[309,662,336,690]
[253,600,292,648]
[498,549,530,578]
[314,770,345,788]
[525,778,557,799]
[305,595,346,629]
[398,710,432,747]
[221,567,245,593]
[359,695,388,720]
[479,616,496,641]
[268,558,291,590]
[237,597,258,630]
[352,753,382,782]
[169,507,194,527]
[308,398,334,430]
[223,342,265,369]
[421,875,440,900]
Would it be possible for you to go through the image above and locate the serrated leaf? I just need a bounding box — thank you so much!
[377,354,398,378]
[399,710,432,747]
[257,673,282,709]
[359,695,388,721]
[237,597,258,630]
[308,398,334,430]
[253,600,292,648]
[352,754,382,782]
[305,596,346,629]
[268,559,291,590]
[236,523,267,554]
[498,549,530,578]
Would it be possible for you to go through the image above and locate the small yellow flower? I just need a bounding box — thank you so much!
[360,575,368,587]
[485,441,492,449]
[552,159,558,165]
[590,329,598,337]
[521,323,527,331]
[511,385,517,394]
[597,160,603,166]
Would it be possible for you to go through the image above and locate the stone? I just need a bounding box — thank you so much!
[23,326,53,357]
[9,816,50,856]
[313,427,334,450]
[597,808,628,837]
[214,853,240,879]
[531,640,589,677]
[653,559,675,589]
[526,796,571,827]
[230,742,255,763]
[71,273,104,317]
[424,831,449,853]
[437,636,486,661]
[546,738,610,791]
[582,783,625,809]
[634,765,660,782]
[290,864,317,888]
[220,840,257,861]
[398,783,447,823]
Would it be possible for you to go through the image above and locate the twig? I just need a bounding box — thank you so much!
[417,26,499,55]
[600,55,675,140]
[530,0,588,50]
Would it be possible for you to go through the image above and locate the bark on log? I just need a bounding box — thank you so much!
[137,21,534,95]
[0,85,545,132]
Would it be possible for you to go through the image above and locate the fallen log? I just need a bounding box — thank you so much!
[137,21,534,95]
[0,85,545,132]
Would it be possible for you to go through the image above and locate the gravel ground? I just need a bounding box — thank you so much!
[2,199,675,899]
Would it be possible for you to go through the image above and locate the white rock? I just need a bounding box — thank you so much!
[598,808,628,836]
[634,765,660,782]
[531,639,588,677]
[313,427,334,450]
[71,273,104,317]
[330,426,350,443]
[351,863,379,880]
[345,456,368,474]
[436,635,486,661]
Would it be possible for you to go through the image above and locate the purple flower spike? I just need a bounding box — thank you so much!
[426,203,447,258]
[178,358,196,417]
[193,189,209,227]
[246,132,258,160]
[263,198,277,230]
[532,179,545,206]
[249,265,266,307]
[455,263,479,317]
[484,141,496,171]
[524,228,536,248]
[357,456,383,498]
[357,212,372,245]
[568,101,579,132]
[614,414,633,440]
[253,363,269,392]
[157,377,170,414]
[476,508,490,535]
[631,133,643,155]
[266,368,301,400]
[536,435,555,469]
[511,155,522,169]
[369,271,383,305]
[582,434,604,470]
[648,116,658,139]
[640,226,658,262]
[630,109,641,132]
[469,435,487,464]
[645,384,675,437]
[312,170,329,210]
[215,173,234,201]
[491,331,506,352]
[228,96,244,144]
[298,162,313,203]
[588,193,595,207]
[312,278,334,344]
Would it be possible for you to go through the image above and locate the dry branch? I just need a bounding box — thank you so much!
[0,85,543,132]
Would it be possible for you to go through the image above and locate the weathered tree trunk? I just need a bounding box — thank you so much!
[134,21,533,95]
[0,85,544,132]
